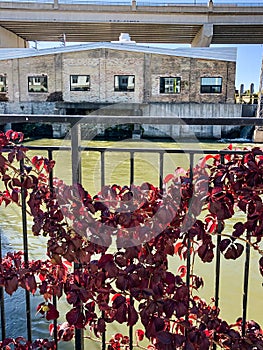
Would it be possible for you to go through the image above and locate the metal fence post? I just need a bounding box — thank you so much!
[71,123,84,350]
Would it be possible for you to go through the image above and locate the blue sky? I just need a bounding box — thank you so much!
[224,44,262,92]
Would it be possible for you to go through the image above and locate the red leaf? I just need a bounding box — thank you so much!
[5,276,18,295]
[136,329,144,342]
[174,242,183,255]
[5,130,14,140]
[98,254,114,268]
[45,303,59,321]
[112,294,126,308]
[8,152,15,163]
[175,301,188,318]
[127,304,138,327]
[204,215,218,234]
[0,154,7,168]
[115,304,127,324]
[11,190,19,203]
[97,318,106,333]
[163,174,174,184]
[156,331,173,345]
[199,154,219,168]
[66,307,80,325]
[49,323,54,336]
[25,275,37,294]
[31,156,44,170]
[177,265,187,278]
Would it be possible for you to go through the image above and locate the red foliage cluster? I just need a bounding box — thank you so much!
[0,130,262,349]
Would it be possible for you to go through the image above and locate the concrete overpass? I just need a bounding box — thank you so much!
[0,0,263,48]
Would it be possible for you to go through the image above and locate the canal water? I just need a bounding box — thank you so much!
[0,137,262,349]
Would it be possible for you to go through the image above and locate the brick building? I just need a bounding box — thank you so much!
[0,41,236,105]
[0,40,240,139]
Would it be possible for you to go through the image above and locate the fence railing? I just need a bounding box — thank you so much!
[0,115,262,349]
[0,0,262,6]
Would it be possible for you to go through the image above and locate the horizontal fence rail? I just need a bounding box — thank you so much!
[0,0,262,6]
[1,114,263,126]
[0,115,261,349]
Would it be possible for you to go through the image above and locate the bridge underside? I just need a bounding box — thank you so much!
[1,22,263,47]
[0,26,28,48]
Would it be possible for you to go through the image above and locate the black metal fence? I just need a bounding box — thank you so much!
[0,115,262,349]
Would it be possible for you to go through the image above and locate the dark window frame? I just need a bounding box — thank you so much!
[70,74,90,91]
[0,75,7,93]
[28,75,48,93]
[200,77,222,94]
[114,75,135,92]
[159,77,181,94]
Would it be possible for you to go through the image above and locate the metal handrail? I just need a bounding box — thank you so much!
[0,114,262,126]
[0,0,262,6]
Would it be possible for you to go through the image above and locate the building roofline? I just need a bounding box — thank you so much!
[0,42,237,62]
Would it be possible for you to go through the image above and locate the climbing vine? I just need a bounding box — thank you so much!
[0,130,262,349]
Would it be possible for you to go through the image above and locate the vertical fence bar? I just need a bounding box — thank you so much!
[159,152,164,191]
[214,227,222,310]
[100,149,106,350]
[129,297,134,350]
[71,124,82,185]
[101,320,106,350]
[20,159,32,342]
[242,235,251,336]
[129,151,135,350]
[0,231,6,340]
[186,152,194,290]
[212,222,222,350]
[101,151,105,189]
[212,154,225,350]
[71,124,84,350]
[185,151,194,337]
[130,151,134,185]
[48,149,58,349]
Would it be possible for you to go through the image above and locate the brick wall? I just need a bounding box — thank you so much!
[0,47,236,105]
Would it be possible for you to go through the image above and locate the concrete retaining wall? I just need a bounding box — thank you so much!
[0,101,56,115]
[142,103,243,139]
[0,101,244,140]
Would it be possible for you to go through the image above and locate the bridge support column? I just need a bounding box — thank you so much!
[53,0,59,9]
[52,123,69,138]
[0,26,28,48]
[132,0,136,11]
[191,23,213,47]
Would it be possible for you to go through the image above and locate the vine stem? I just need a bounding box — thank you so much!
[83,335,149,349]
[212,231,263,256]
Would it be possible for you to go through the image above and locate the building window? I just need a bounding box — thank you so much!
[160,77,181,94]
[28,76,48,93]
[114,75,135,92]
[70,75,90,91]
[200,77,222,93]
[0,75,7,92]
